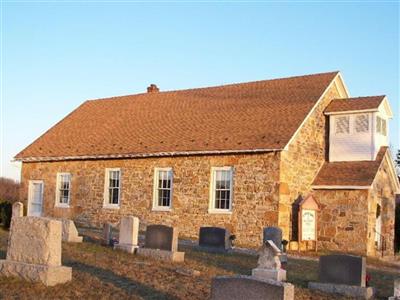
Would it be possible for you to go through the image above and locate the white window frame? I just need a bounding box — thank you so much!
[209,166,233,214]
[152,167,173,211]
[103,168,121,209]
[55,173,71,208]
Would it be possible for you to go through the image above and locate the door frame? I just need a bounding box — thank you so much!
[27,180,44,217]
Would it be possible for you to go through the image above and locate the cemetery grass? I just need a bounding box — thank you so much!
[0,229,398,299]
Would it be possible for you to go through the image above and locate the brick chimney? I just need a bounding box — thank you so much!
[147,84,159,93]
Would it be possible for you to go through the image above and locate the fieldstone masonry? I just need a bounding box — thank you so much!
[114,216,139,253]
[0,217,72,286]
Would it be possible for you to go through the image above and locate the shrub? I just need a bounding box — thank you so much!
[0,201,12,229]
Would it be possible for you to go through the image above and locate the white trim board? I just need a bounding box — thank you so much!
[312,185,371,190]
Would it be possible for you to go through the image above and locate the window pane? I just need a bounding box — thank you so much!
[376,116,381,133]
[109,189,113,204]
[355,114,369,133]
[111,188,119,204]
[336,116,349,134]
[381,119,387,136]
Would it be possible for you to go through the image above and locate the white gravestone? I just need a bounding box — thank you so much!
[114,216,139,253]
[12,202,23,219]
[60,219,83,243]
[389,279,400,300]
[252,240,286,282]
[0,217,72,286]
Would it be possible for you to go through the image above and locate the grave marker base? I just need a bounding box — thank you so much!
[211,275,294,300]
[0,260,72,286]
[308,282,375,299]
[252,268,286,281]
[114,243,139,254]
[136,248,184,262]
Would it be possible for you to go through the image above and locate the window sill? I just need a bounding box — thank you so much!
[152,207,172,212]
[55,204,70,209]
[208,209,232,215]
[103,205,120,210]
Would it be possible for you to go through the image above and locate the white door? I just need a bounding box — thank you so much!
[28,181,44,217]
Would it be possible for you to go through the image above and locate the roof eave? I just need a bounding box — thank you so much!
[15,147,284,163]
[324,108,379,115]
[311,185,371,190]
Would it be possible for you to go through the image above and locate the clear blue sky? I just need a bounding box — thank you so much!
[1,1,399,181]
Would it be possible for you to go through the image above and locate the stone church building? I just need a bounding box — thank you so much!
[16,71,399,256]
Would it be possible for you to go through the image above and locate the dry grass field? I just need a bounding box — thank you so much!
[0,227,397,299]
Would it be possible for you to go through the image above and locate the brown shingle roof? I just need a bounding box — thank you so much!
[312,147,388,187]
[15,71,339,161]
[324,96,385,114]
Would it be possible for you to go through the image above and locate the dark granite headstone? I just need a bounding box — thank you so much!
[210,275,294,300]
[144,225,177,252]
[319,255,366,287]
[263,227,283,251]
[199,227,231,250]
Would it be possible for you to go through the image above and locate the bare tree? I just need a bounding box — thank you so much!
[0,177,20,203]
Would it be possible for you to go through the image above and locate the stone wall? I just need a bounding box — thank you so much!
[313,189,369,255]
[279,82,341,240]
[367,156,396,257]
[20,152,281,248]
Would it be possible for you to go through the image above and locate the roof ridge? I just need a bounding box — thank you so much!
[86,70,340,102]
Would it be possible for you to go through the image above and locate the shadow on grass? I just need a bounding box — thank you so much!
[183,246,256,275]
[64,259,176,300]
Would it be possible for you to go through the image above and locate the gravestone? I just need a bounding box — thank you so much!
[389,279,400,300]
[252,240,286,281]
[102,223,113,246]
[319,255,366,286]
[137,224,184,262]
[0,217,72,286]
[308,255,375,299]
[263,227,282,251]
[198,227,231,252]
[12,202,23,219]
[145,224,177,251]
[210,275,294,300]
[60,219,83,243]
[114,216,139,253]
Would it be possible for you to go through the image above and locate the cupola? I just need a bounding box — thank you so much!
[325,96,393,162]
